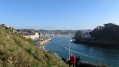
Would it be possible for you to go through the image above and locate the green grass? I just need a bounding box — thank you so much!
[13,37,21,45]
[26,48,33,55]
[0,26,68,67]
[27,38,35,45]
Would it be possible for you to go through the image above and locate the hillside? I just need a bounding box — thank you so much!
[73,23,119,48]
[0,25,68,67]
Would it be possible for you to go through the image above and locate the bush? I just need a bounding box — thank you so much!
[27,38,35,45]
[47,62,52,67]
[26,48,32,55]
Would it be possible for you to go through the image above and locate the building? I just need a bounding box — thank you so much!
[24,32,40,40]
[16,29,40,40]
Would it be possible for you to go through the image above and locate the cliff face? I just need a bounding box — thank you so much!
[0,26,67,67]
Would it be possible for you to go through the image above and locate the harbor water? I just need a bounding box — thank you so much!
[45,36,119,67]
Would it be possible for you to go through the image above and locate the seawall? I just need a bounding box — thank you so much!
[40,38,51,46]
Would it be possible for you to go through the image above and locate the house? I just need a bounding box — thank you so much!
[24,32,40,40]
[16,29,40,40]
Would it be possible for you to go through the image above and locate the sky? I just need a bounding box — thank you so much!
[0,0,119,30]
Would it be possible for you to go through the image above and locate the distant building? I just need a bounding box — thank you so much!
[0,24,5,27]
[24,32,40,40]
[0,24,16,33]
[34,39,40,46]
[0,24,10,28]
[16,29,40,40]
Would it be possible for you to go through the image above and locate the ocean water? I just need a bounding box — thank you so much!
[45,36,119,67]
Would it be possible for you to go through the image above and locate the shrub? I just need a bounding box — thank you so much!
[26,48,32,55]
[27,38,35,45]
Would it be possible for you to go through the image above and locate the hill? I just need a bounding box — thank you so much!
[0,25,68,67]
[73,23,119,48]
[91,23,119,41]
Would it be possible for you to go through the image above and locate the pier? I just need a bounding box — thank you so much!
[35,37,51,46]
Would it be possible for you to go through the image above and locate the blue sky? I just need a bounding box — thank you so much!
[0,0,119,30]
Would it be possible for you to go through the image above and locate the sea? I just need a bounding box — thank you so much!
[45,36,119,67]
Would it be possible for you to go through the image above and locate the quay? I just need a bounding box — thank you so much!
[35,37,51,46]
[40,38,51,45]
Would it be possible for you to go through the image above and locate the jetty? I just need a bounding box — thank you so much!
[40,38,51,45]
[34,37,51,46]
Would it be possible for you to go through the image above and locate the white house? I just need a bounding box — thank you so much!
[24,33,40,40]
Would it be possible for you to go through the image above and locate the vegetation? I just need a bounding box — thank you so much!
[73,23,119,48]
[73,31,83,40]
[0,26,68,67]
[90,23,119,41]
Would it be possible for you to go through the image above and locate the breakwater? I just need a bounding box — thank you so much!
[40,38,51,46]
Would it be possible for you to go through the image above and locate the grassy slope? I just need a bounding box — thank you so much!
[0,26,68,67]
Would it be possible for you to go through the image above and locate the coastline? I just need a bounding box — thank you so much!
[40,38,51,46]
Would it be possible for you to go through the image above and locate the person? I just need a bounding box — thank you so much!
[75,56,81,67]
[69,54,76,67]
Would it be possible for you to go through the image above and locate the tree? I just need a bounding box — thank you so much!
[90,23,119,41]
[73,31,83,40]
